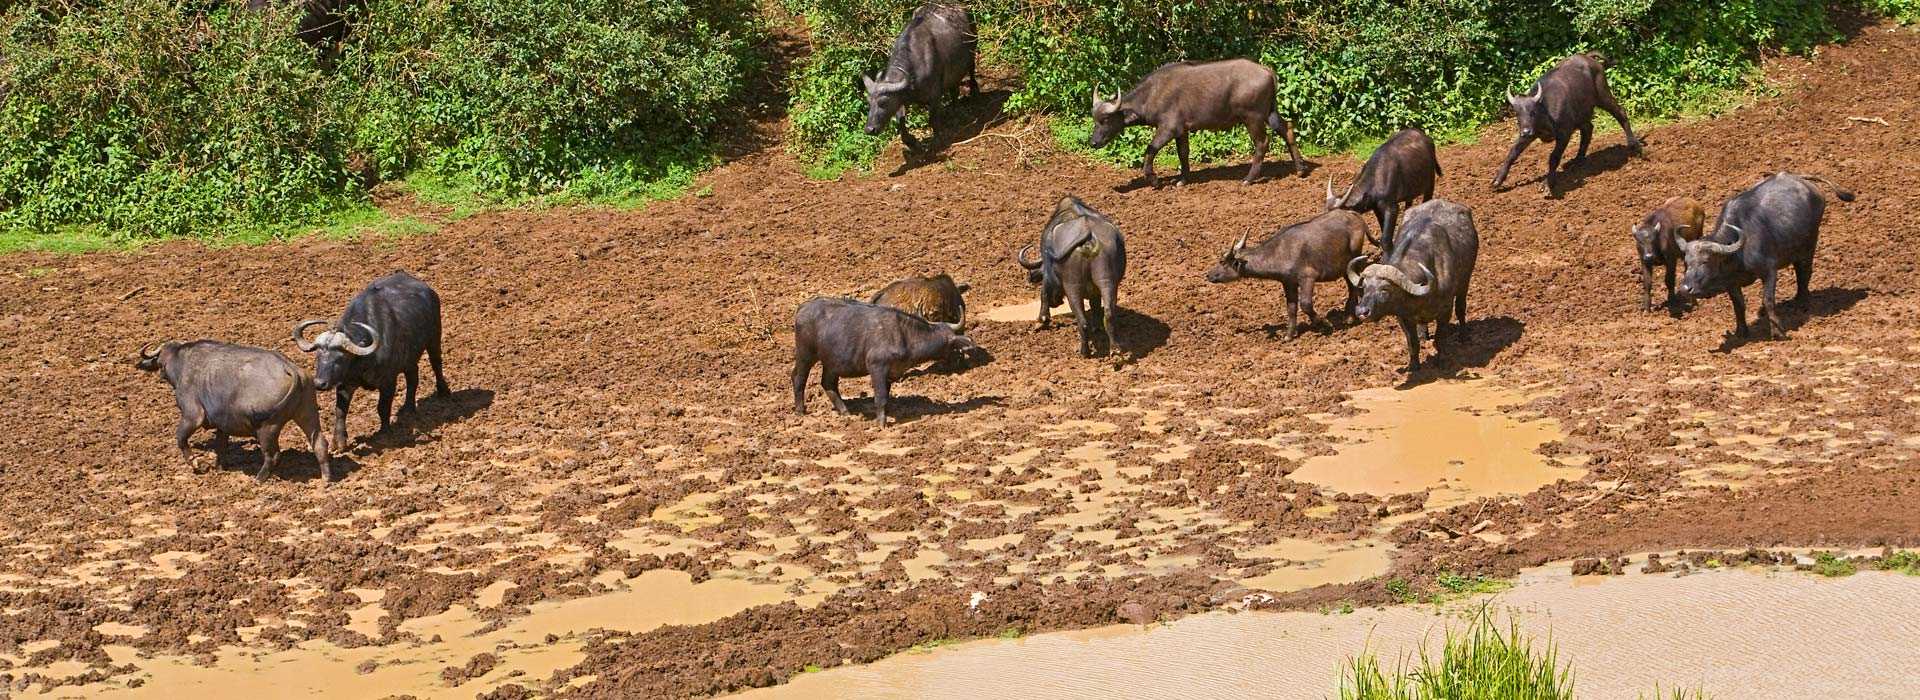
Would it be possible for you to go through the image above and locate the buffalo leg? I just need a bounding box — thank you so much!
[1243,118,1267,185]
[1728,287,1751,338]
[1174,132,1192,184]
[1594,74,1642,151]
[1759,268,1785,339]
[376,380,396,433]
[333,388,353,449]
[297,402,330,484]
[1543,136,1571,196]
[1571,122,1592,164]
[1640,263,1656,311]
[400,366,419,414]
[1142,129,1174,187]
[254,422,282,482]
[1100,283,1120,358]
[1793,259,1813,302]
[1085,294,1107,356]
[1376,204,1398,251]
[1399,317,1423,372]
[1064,287,1092,357]
[966,64,980,97]
[1281,282,1300,338]
[1278,118,1305,176]
[791,353,814,414]
[1491,136,1531,190]
[1663,263,1679,308]
[1455,284,1470,327]
[868,367,892,426]
[895,115,921,151]
[427,338,450,397]
[175,409,202,470]
[820,373,850,414]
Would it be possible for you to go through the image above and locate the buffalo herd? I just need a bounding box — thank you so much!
[135,4,1861,474]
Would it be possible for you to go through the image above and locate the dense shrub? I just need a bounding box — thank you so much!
[0,0,760,239]
[785,0,1891,172]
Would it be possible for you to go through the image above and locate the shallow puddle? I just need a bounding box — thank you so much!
[749,563,1920,699]
[1287,379,1583,510]
[1234,539,1392,593]
[44,570,813,699]
[979,299,1070,323]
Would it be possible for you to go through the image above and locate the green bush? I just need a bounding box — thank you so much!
[0,0,760,240]
[784,0,1884,172]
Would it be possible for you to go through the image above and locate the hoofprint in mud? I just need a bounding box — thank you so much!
[0,21,1916,700]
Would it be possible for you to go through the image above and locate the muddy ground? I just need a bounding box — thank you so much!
[0,19,1916,700]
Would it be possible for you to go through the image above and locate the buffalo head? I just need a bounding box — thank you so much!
[1088,90,1129,148]
[1347,256,1434,322]
[1205,233,1252,284]
[293,318,379,391]
[863,74,910,135]
[1507,87,1545,141]
[1674,225,1745,299]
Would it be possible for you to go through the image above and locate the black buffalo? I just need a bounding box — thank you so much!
[863,4,979,150]
[293,271,449,447]
[1492,53,1642,196]
[1347,199,1480,372]
[1206,210,1371,337]
[136,340,330,483]
[1016,196,1127,358]
[792,297,976,426]
[1326,128,1442,250]
[1676,173,1854,339]
[1089,59,1306,187]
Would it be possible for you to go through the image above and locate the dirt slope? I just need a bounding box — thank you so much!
[0,20,1915,700]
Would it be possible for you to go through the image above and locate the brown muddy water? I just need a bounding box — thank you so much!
[750,563,1920,699]
[1288,379,1585,510]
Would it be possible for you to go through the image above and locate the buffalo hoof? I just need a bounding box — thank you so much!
[435,387,452,398]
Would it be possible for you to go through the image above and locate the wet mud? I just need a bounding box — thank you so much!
[0,20,1917,699]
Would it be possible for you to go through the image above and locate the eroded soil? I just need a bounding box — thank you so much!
[0,21,1916,700]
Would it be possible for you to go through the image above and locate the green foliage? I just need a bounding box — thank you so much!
[0,0,759,241]
[1877,550,1920,575]
[1338,605,1574,699]
[1810,551,1858,577]
[782,0,1887,171]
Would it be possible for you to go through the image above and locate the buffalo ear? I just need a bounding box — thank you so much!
[954,282,971,294]
[861,74,878,93]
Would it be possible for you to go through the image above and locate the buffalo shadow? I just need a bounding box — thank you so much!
[1713,287,1867,353]
[1399,316,1525,388]
[1111,306,1172,365]
[208,436,363,485]
[1110,157,1317,194]
[903,344,998,380]
[1496,142,1639,199]
[887,89,1015,176]
[843,394,1008,425]
[350,387,495,455]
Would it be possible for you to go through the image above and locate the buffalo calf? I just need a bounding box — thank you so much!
[792,297,975,426]
[1206,210,1370,337]
[1631,196,1705,311]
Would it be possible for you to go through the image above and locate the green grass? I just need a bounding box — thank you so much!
[0,226,131,255]
[1338,606,1573,700]
[1338,605,1711,699]
[1810,552,1858,578]
[1877,550,1920,575]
